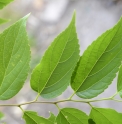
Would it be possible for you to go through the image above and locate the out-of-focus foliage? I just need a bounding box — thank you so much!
[0,0,14,9]
[0,18,9,25]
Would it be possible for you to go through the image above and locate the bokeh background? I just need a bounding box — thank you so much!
[0,0,122,123]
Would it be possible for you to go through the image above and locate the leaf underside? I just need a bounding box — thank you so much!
[30,12,80,99]
[23,111,53,124]
[0,15,30,100]
[90,107,122,124]
[71,17,122,99]
[0,0,14,9]
[56,108,89,124]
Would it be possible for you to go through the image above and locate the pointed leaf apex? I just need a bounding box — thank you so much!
[23,13,31,20]
[72,10,76,23]
[73,10,76,16]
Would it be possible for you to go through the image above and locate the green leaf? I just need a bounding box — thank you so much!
[117,65,122,97]
[56,108,89,124]
[0,18,9,25]
[90,107,122,124]
[48,112,56,123]
[0,112,4,120]
[0,0,13,9]
[23,111,53,124]
[0,15,30,100]
[71,17,122,99]
[30,11,80,98]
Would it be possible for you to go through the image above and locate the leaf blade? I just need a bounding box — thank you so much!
[90,107,122,124]
[23,111,53,124]
[0,15,30,100]
[48,112,56,123]
[71,17,122,99]
[56,108,89,124]
[30,12,80,98]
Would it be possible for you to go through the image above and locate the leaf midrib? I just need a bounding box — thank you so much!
[61,111,71,124]
[0,21,24,88]
[62,110,85,124]
[25,112,38,124]
[87,36,122,78]
[78,37,122,93]
[93,108,114,124]
[38,20,75,94]
[45,43,78,89]
[76,21,121,93]
[0,52,28,98]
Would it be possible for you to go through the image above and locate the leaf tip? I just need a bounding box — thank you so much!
[23,13,31,20]
[73,9,76,15]
[72,10,76,21]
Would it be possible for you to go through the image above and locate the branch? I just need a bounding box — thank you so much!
[0,96,120,107]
